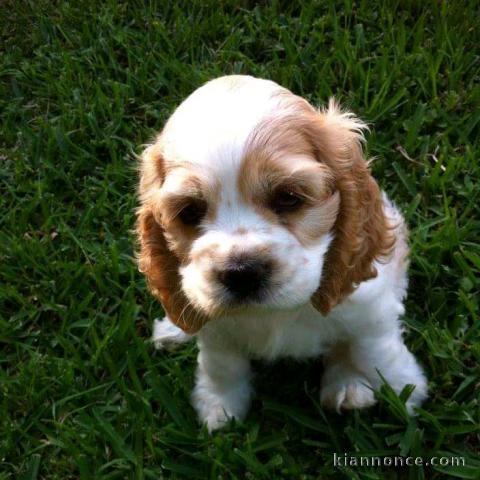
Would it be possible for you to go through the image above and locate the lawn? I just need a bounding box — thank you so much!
[1,1,479,478]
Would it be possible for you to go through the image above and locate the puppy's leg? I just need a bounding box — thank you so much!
[320,343,376,412]
[321,332,427,414]
[349,332,428,413]
[152,316,192,350]
[192,347,252,432]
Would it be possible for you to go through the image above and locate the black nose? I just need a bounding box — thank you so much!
[217,258,271,299]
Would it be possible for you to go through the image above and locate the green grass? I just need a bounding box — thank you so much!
[1,1,479,478]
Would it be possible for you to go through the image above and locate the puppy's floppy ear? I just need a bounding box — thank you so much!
[310,100,395,314]
[136,142,207,334]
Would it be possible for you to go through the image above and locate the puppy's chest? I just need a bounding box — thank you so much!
[225,307,339,360]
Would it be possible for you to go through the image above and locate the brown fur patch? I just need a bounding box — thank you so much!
[189,242,221,263]
[307,106,396,314]
[239,115,338,246]
[239,96,395,314]
[136,145,208,333]
[153,165,221,260]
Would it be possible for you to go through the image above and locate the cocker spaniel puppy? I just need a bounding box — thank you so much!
[136,75,427,431]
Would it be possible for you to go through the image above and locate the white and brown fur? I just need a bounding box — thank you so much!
[136,75,427,431]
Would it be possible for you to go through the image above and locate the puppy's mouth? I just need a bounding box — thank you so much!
[209,291,276,318]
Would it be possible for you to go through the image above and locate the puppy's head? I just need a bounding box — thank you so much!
[136,76,393,333]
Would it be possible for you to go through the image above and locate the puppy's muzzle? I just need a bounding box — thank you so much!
[217,256,272,300]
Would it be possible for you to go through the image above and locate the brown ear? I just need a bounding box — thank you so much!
[136,143,207,334]
[310,100,395,314]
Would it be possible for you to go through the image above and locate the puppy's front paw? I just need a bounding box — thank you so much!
[191,381,251,432]
[201,404,235,432]
[321,373,376,412]
[152,317,192,351]
[401,373,428,415]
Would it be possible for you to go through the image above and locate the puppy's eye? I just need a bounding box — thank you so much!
[270,189,304,214]
[178,200,207,226]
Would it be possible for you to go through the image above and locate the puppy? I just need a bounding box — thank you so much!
[136,75,427,431]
